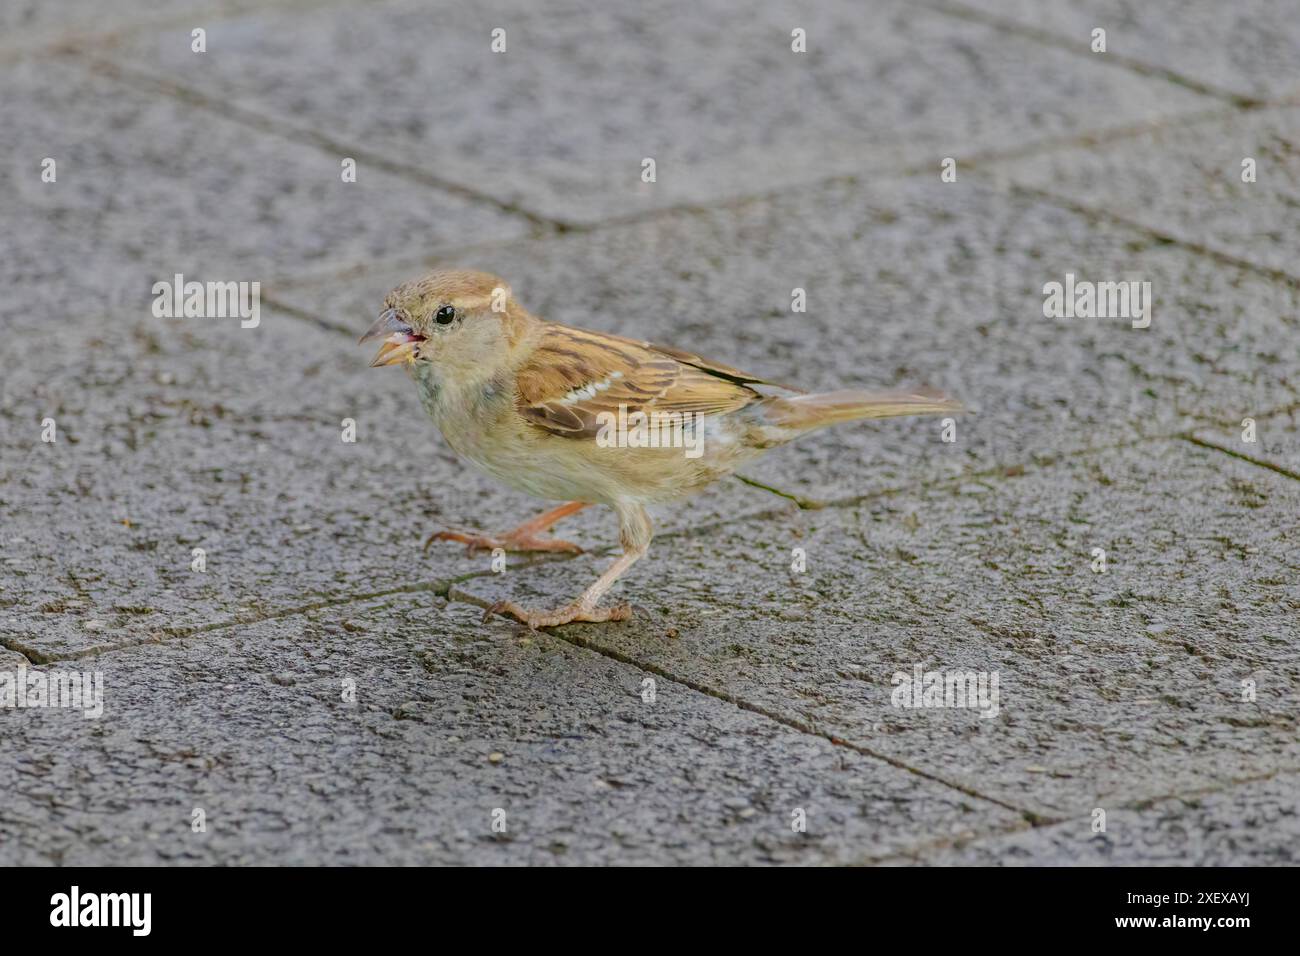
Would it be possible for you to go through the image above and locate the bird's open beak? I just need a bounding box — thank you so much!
[360,308,424,367]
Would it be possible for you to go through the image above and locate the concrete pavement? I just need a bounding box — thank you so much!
[1,0,1296,864]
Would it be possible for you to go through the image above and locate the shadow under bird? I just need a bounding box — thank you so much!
[361,270,962,629]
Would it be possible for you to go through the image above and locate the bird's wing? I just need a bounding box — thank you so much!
[513,324,777,439]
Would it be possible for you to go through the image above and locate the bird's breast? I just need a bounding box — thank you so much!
[411,366,755,505]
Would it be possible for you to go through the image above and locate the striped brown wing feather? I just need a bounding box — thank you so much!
[514,325,768,439]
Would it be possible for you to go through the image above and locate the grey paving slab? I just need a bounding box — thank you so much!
[0,0,333,58]
[7,167,1295,666]
[2,55,527,285]
[4,0,1295,867]
[0,293,542,659]
[907,771,1300,865]
[0,600,1020,865]
[0,203,150,319]
[98,0,1211,225]
[985,104,1300,282]
[457,440,1300,820]
[952,0,1300,102]
[276,174,1300,508]
[1,207,164,656]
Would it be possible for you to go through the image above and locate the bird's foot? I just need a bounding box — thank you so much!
[424,529,582,556]
[482,599,632,630]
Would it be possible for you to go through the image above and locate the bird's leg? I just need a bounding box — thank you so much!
[425,501,589,555]
[486,547,644,628]
[485,504,651,629]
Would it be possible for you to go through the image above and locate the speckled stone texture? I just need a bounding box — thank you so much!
[1,0,1295,864]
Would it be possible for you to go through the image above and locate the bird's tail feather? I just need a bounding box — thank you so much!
[763,387,963,433]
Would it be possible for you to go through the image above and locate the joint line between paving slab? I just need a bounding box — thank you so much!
[28,569,504,663]
[263,99,1243,294]
[445,587,1053,827]
[67,38,1295,300]
[60,44,1283,293]
[27,413,1285,694]
[1183,435,1300,482]
[262,97,1300,304]
[1007,184,1300,291]
[865,767,1299,865]
[15,383,1289,664]
[0,641,38,666]
[25,8,1300,304]
[24,443,1094,665]
[557,102,1264,230]
[36,427,1282,822]
[920,0,1264,109]
[77,54,565,233]
[49,422,1262,662]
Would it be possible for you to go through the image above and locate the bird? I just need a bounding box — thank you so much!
[360,269,961,629]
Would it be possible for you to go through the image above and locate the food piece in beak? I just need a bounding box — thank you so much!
[367,338,419,367]
[360,308,424,367]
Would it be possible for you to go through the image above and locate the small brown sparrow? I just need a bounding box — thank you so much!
[361,270,961,629]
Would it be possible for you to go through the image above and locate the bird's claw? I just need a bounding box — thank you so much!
[425,529,582,556]
[482,599,632,630]
[424,529,487,554]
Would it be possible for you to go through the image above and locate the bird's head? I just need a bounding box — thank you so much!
[360,269,526,378]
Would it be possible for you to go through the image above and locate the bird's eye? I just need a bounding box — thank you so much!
[435,305,456,325]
